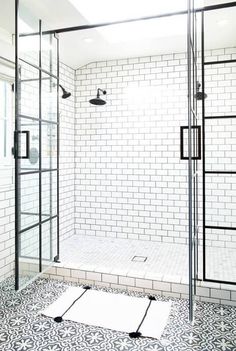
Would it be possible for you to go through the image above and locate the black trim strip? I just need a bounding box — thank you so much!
[129,296,156,338]
[39,19,43,273]
[20,77,52,83]
[205,171,236,174]
[205,225,236,231]
[54,286,91,323]
[205,115,236,119]
[19,215,58,234]
[19,168,57,176]
[21,211,50,217]
[205,59,236,65]
[19,114,58,125]
[20,9,188,37]
[19,58,58,80]
[14,0,19,291]
[203,278,236,286]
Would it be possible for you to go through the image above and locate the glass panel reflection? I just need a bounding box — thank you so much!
[19,226,40,289]
[42,74,57,122]
[20,173,39,231]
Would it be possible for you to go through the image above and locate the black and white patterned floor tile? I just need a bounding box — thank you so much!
[0,277,235,351]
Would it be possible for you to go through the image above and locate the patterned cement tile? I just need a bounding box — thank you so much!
[0,277,236,351]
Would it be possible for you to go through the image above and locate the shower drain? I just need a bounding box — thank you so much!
[132,256,147,262]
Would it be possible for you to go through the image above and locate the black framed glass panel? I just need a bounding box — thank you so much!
[15,0,59,290]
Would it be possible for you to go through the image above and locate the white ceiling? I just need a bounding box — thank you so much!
[0,0,236,69]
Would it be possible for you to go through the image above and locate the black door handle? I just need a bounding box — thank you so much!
[13,130,30,159]
[180,126,201,160]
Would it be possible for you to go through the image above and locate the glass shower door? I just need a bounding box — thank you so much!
[15,0,59,290]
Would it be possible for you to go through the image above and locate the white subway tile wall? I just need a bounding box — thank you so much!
[75,52,189,243]
[75,48,236,251]
[0,186,14,281]
[58,63,75,243]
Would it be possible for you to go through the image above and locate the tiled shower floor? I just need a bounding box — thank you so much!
[60,235,189,282]
[60,235,236,283]
[0,277,236,351]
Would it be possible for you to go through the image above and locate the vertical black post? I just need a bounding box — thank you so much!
[201,10,206,281]
[15,0,19,290]
[39,19,42,272]
[56,35,60,261]
[192,9,196,297]
[194,12,201,288]
[49,34,53,261]
[194,9,198,296]
[187,0,193,323]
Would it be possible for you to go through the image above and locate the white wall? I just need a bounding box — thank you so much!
[59,63,76,242]
[0,188,15,281]
[0,35,14,62]
[0,39,15,281]
[75,52,189,244]
[75,47,236,248]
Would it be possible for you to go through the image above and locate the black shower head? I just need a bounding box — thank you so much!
[89,97,106,105]
[59,84,71,99]
[89,88,106,105]
[195,82,207,100]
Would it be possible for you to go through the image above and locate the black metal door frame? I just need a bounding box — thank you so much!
[18,2,236,37]
[201,6,236,286]
[14,0,60,290]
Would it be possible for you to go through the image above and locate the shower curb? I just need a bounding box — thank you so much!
[42,265,236,306]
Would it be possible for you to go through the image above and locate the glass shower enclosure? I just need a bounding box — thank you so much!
[14,0,59,290]
[14,0,200,322]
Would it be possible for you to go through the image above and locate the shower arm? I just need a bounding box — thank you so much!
[97,88,106,98]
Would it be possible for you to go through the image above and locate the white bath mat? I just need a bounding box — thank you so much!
[41,286,171,339]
